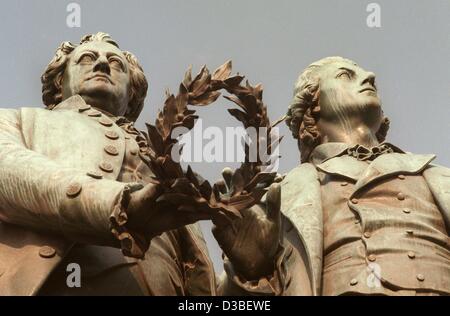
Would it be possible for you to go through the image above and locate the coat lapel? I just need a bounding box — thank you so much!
[280,163,323,295]
[354,153,436,192]
[316,155,368,182]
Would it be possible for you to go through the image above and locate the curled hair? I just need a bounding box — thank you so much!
[285,56,390,162]
[41,32,148,122]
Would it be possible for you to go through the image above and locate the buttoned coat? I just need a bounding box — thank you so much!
[0,95,230,295]
[279,151,450,295]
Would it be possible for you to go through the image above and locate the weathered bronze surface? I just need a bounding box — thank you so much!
[281,56,450,295]
[0,33,448,296]
[0,33,282,295]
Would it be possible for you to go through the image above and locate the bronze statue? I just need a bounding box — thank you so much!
[0,33,283,295]
[274,56,450,295]
[0,32,448,296]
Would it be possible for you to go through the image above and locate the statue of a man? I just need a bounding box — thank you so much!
[277,56,450,295]
[0,33,283,295]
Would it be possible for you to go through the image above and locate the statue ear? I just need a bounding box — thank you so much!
[312,89,320,114]
[55,73,63,90]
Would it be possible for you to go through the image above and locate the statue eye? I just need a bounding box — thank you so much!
[78,53,95,63]
[337,71,352,79]
[109,57,124,71]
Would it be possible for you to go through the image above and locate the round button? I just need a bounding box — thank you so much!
[397,192,405,200]
[403,209,411,214]
[340,182,348,186]
[416,274,425,282]
[86,109,101,117]
[86,171,103,179]
[99,162,114,173]
[39,246,56,258]
[105,131,119,140]
[408,251,416,259]
[99,117,113,127]
[130,148,138,155]
[363,232,371,239]
[368,254,377,262]
[78,104,91,112]
[104,145,119,156]
[398,174,406,180]
[350,278,358,286]
[351,198,359,204]
[66,182,82,198]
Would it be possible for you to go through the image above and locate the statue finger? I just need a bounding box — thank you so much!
[215,179,228,194]
[266,183,281,221]
[221,167,234,190]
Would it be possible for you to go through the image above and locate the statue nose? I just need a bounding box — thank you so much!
[93,56,110,74]
[361,72,376,88]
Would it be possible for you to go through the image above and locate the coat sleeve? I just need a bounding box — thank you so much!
[423,164,450,234]
[0,108,146,256]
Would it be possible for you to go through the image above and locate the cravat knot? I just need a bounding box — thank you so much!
[347,143,394,161]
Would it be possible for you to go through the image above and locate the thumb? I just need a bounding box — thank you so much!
[266,183,281,220]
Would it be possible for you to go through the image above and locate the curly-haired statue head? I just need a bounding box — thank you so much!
[41,32,148,122]
[286,56,390,162]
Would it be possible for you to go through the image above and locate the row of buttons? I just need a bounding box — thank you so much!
[349,273,425,287]
[351,192,406,205]
[346,173,426,287]
[65,104,122,198]
[365,251,416,263]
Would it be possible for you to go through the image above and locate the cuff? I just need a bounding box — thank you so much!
[109,182,149,259]
[223,244,289,296]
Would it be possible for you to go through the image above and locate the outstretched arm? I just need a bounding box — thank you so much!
[0,108,215,258]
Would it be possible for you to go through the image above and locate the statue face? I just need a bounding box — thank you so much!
[61,41,130,116]
[316,61,382,128]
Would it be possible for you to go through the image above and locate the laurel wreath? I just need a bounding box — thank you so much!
[142,61,282,225]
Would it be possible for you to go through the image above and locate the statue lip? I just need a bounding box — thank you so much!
[87,74,113,84]
[359,86,376,93]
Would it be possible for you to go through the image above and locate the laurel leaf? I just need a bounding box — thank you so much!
[190,91,221,106]
[176,83,189,112]
[190,66,209,94]
[186,165,200,187]
[183,65,192,88]
[224,75,244,87]
[161,154,184,178]
[223,95,246,110]
[145,123,164,156]
[181,114,198,130]
[227,108,249,125]
[212,60,232,81]
[162,94,177,138]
